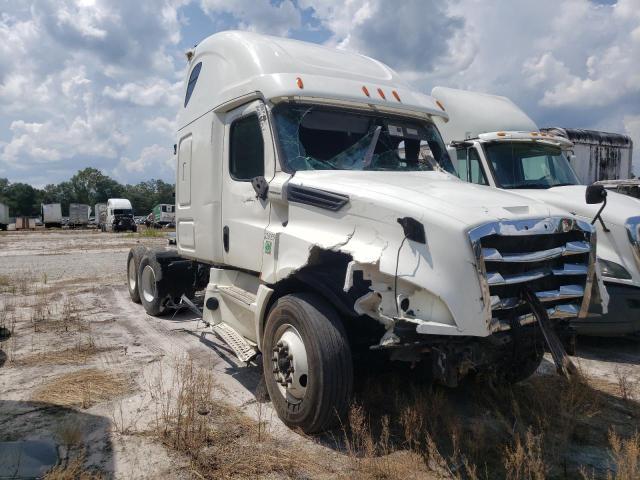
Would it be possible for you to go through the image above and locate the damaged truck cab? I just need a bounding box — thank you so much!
[127,32,598,433]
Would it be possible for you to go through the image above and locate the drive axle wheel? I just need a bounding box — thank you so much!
[137,251,167,316]
[262,293,352,434]
[126,245,147,303]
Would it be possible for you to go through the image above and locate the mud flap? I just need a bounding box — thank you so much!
[521,288,577,378]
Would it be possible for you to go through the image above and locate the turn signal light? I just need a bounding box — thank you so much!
[296,77,304,89]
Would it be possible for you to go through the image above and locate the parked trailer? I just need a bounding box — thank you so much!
[95,203,107,229]
[149,204,175,227]
[0,202,8,230]
[541,128,633,184]
[15,217,36,230]
[126,31,598,434]
[41,203,62,228]
[68,203,90,227]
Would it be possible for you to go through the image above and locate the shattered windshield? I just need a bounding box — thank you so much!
[272,103,455,173]
[484,142,580,189]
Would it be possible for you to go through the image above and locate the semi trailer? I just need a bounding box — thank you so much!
[431,86,639,337]
[41,203,62,228]
[126,31,603,433]
[0,202,8,231]
[147,204,175,227]
[68,203,90,228]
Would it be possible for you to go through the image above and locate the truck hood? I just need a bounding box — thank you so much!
[291,170,554,225]
[512,185,640,227]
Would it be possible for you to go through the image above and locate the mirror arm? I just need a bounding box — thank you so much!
[590,196,610,232]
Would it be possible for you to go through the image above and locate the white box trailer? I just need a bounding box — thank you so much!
[541,128,633,184]
[124,31,598,434]
[41,203,62,228]
[95,203,107,228]
[0,202,8,230]
[68,203,90,227]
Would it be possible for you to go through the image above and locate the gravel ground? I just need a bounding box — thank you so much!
[0,229,639,479]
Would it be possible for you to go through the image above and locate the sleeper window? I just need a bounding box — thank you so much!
[229,114,264,181]
[184,62,202,108]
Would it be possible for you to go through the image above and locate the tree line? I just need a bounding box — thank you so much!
[0,168,174,217]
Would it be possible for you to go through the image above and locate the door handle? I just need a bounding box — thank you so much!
[223,226,229,253]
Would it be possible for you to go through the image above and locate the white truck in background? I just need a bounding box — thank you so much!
[41,203,62,228]
[125,31,602,433]
[0,202,8,231]
[103,199,136,232]
[432,87,638,337]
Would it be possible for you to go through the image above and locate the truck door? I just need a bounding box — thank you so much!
[454,146,492,186]
[222,100,275,272]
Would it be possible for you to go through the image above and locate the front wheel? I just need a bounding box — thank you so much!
[262,293,353,434]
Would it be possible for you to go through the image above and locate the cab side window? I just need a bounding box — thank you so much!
[230,114,264,181]
[455,148,488,185]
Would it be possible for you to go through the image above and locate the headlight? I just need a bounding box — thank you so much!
[599,258,632,280]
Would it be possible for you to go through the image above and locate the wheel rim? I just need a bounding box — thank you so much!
[271,324,309,405]
[141,265,157,303]
[128,257,137,291]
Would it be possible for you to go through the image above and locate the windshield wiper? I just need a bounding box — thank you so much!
[362,126,382,168]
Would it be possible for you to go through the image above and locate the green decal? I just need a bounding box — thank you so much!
[264,240,272,255]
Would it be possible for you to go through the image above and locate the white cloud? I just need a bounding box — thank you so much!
[103,80,182,107]
[116,144,173,176]
[144,116,177,136]
[199,0,302,35]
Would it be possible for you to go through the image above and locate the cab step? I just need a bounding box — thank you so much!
[211,322,258,363]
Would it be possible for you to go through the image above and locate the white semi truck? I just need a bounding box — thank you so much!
[125,32,604,433]
[103,199,136,232]
[41,203,62,228]
[432,87,638,337]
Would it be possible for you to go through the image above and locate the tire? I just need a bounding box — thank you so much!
[127,245,147,303]
[502,346,544,384]
[262,293,353,433]
[137,251,167,316]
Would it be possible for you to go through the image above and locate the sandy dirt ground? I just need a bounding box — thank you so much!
[0,229,639,479]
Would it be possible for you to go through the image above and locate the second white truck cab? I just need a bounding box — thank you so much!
[432,86,638,336]
[125,32,604,434]
[104,198,137,233]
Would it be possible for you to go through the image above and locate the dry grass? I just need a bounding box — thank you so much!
[15,340,116,367]
[148,356,329,479]
[333,364,640,480]
[32,368,132,409]
[44,453,105,480]
[0,271,34,295]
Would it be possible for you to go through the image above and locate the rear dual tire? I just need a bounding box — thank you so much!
[127,245,147,303]
[137,252,167,316]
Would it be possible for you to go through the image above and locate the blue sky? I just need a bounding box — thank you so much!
[0,0,639,186]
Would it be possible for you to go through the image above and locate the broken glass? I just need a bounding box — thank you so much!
[272,103,456,173]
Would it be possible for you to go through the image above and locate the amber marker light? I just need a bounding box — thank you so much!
[435,100,446,111]
[497,132,506,137]
[392,90,401,102]
[296,77,304,89]
[362,86,370,97]
[377,88,386,99]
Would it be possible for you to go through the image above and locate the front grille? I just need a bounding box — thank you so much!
[469,218,595,330]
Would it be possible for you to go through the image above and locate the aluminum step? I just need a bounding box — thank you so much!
[211,322,257,363]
